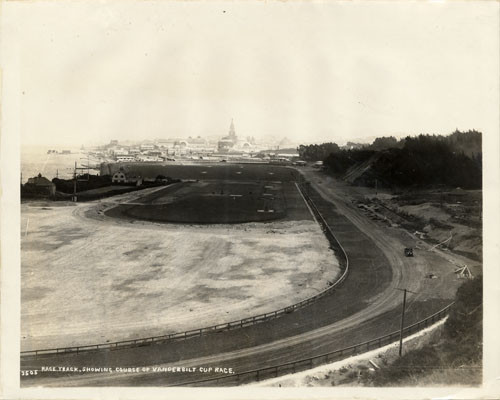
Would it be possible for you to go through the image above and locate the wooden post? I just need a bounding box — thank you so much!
[72,161,78,202]
[399,289,407,357]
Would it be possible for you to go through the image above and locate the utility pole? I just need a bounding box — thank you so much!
[395,287,417,357]
[72,159,91,202]
[398,288,407,357]
[73,161,77,202]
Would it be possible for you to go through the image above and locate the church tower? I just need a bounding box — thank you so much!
[228,119,236,138]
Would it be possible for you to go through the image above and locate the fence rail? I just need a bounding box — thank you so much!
[170,301,454,387]
[21,183,349,359]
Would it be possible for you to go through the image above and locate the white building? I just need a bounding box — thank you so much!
[116,155,137,162]
[113,148,130,156]
[140,144,156,151]
[112,171,143,185]
[136,155,162,162]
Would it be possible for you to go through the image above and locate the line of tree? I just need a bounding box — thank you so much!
[298,130,481,160]
[52,174,112,194]
[297,142,341,161]
[298,130,482,189]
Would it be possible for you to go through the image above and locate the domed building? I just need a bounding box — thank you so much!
[217,119,238,152]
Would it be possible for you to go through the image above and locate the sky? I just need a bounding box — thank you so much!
[3,1,499,147]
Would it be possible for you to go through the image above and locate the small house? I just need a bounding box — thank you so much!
[112,171,142,186]
[26,174,56,196]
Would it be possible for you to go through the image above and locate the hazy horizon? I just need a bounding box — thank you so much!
[19,128,480,151]
[4,1,498,147]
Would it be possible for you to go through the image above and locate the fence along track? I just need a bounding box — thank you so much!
[21,182,349,359]
[169,302,454,387]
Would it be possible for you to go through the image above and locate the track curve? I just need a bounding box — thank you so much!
[21,170,461,387]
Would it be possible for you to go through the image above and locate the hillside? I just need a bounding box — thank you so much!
[362,275,482,386]
[317,131,482,190]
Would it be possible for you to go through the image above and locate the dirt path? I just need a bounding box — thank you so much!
[306,170,480,277]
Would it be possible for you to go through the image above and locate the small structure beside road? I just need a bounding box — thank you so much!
[112,170,143,186]
[23,174,56,197]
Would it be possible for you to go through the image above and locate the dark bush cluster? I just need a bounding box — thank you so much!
[297,142,341,161]
[52,174,112,194]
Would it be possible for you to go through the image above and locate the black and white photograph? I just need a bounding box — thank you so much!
[1,1,499,399]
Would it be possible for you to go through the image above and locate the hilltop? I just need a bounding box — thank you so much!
[299,130,482,190]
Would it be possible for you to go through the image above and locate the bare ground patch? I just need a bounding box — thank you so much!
[21,199,339,351]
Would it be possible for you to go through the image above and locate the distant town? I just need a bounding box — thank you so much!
[22,119,337,200]
[77,120,305,167]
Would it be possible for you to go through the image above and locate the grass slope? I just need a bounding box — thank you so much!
[361,276,482,386]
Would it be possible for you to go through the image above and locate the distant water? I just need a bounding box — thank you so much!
[21,146,86,184]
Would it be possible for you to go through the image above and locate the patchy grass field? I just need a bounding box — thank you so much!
[105,180,310,224]
[21,185,338,351]
[100,163,300,183]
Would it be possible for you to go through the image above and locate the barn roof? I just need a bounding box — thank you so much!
[27,175,54,186]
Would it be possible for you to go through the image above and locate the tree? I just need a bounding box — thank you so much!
[298,142,341,161]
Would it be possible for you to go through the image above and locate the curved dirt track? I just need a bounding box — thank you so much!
[21,169,465,387]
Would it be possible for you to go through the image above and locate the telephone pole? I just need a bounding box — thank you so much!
[72,160,88,202]
[395,287,418,357]
[73,161,77,202]
[398,289,407,357]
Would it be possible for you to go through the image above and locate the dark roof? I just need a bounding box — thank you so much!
[27,176,54,186]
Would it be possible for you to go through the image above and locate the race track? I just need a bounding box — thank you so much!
[21,168,467,387]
